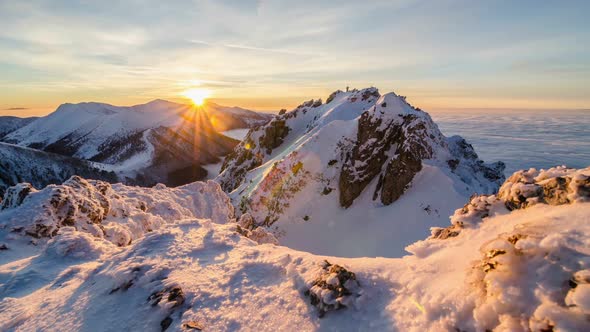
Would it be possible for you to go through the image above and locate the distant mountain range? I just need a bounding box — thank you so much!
[0,100,272,195]
[0,116,38,138]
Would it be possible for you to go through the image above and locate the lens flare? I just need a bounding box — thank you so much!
[182,88,211,106]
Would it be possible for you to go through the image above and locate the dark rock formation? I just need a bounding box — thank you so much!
[260,119,290,154]
[339,100,442,207]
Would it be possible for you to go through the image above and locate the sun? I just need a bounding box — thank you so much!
[182,88,211,106]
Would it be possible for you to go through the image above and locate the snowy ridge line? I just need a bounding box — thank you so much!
[0,99,272,190]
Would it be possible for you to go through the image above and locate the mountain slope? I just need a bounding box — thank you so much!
[0,116,37,139]
[2,100,270,187]
[0,142,117,197]
[205,102,274,132]
[0,166,588,331]
[217,88,505,257]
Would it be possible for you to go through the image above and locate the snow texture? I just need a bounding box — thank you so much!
[0,167,588,331]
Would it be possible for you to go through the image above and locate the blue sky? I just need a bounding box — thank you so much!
[0,0,589,115]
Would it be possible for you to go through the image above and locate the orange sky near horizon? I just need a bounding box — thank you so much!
[2,90,589,118]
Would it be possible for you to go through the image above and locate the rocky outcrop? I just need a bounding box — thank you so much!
[219,119,293,193]
[0,183,36,210]
[235,213,279,245]
[260,119,290,154]
[446,136,505,193]
[466,218,590,332]
[339,93,446,207]
[339,93,445,207]
[431,166,590,239]
[218,87,506,236]
[498,166,589,209]
[339,93,505,208]
[305,260,362,318]
[0,176,234,245]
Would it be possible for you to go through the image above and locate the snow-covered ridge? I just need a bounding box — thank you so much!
[0,167,588,331]
[216,87,505,257]
[0,116,37,139]
[0,176,233,247]
[0,100,271,189]
[3,99,268,164]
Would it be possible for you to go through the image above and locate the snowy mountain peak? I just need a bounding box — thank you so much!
[217,87,505,256]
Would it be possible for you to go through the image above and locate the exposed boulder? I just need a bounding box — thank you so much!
[499,166,589,210]
[260,119,290,154]
[305,260,362,318]
[235,213,279,245]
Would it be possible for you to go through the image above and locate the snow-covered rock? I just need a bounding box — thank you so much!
[0,168,588,331]
[431,166,590,239]
[0,176,233,246]
[217,88,505,257]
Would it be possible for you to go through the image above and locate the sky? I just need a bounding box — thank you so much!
[1,0,589,116]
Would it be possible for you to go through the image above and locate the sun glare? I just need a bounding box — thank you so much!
[183,88,211,106]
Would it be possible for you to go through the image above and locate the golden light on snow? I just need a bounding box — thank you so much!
[183,88,211,106]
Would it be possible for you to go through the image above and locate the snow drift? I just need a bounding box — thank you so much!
[0,166,588,331]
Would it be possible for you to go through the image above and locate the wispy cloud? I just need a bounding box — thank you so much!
[0,0,589,112]
[189,39,322,56]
